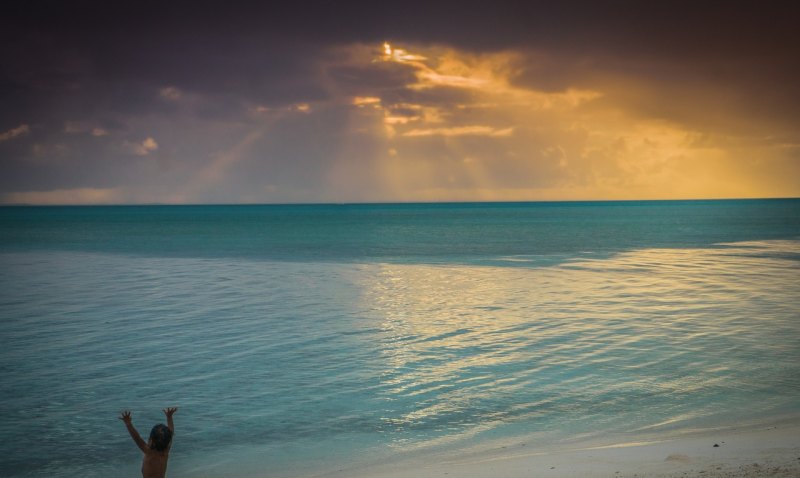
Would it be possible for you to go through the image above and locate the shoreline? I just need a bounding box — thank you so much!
[325,419,800,478]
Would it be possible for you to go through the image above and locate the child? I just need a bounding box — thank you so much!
[119,407,178,478]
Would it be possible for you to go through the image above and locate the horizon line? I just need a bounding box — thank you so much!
[2,196,799,207]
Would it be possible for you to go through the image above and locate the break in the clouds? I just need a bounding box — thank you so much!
[1,1,798,204]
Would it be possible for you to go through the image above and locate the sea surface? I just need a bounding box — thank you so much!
[1,200,799,477]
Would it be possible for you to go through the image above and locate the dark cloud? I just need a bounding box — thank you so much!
[5,1,798,115]
[7,1,799,71]
[2,1,798,202]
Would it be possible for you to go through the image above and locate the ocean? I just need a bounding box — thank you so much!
[1,200,799,477]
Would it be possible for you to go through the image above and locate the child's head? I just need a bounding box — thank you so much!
[148,424,172,451]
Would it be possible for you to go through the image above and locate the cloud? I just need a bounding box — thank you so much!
[352,96,381,106]
[2,187,123,205]
[338,42,799,201]
[1,0,798,205]
[380,42,499,92]
[403,126,513,137]
[64,122,109,136]
[159,86,182,100]
[384,115,420,125]
[383,43,427,62]
[0,124,30,141]
[122,137,158,156]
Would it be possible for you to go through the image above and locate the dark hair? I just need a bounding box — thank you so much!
[149,424,173,451]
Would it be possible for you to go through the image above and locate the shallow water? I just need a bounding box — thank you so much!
[1,201,799,477]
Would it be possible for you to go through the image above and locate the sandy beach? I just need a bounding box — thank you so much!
[328,419,800,478]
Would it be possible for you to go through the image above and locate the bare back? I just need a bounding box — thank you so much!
[141,448,170,478]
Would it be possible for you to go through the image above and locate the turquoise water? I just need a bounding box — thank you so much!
[1,200,799,477]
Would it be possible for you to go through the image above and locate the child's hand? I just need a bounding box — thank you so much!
[119,410,133,423]
[163,407,178,418]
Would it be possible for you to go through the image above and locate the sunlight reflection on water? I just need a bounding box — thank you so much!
[358,241,800,451]
[0,241,798,477]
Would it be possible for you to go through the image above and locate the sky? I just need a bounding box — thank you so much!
[1,1,799,204]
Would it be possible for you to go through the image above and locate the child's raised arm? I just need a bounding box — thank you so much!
[119,411,148,453]
[163,407,178,433]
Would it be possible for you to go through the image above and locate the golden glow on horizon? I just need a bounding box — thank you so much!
[4,40,797,205]
[326,42,798,202]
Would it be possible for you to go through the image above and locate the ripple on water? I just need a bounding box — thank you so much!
[0,240,799,477]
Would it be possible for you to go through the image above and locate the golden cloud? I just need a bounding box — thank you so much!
[403,126,514,137]
[326,42,799,201]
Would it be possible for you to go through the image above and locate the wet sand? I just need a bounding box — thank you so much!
[327,420,800,478]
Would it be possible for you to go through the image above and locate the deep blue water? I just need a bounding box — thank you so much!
[1,200,799,477]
